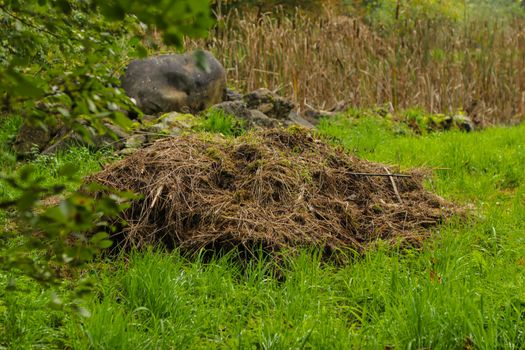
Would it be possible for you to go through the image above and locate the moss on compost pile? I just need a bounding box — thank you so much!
[89,128,457,256]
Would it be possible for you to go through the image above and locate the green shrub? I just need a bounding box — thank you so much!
[0,0,213,314]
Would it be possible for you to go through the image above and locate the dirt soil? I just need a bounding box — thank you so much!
[89,127,458,258]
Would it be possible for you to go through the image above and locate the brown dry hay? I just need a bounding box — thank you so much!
[88,127,458,258]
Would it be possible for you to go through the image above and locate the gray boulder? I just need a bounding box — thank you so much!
[121,51,226,115]
[210,101,251,120]
[247,109,279,128]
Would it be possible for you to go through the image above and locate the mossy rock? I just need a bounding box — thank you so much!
[144,112,200,139]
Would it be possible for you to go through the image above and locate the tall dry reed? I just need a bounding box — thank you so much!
[186,8,525,124]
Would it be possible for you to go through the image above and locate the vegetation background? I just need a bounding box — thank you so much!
[1,0,524,349]
[190,0,525,125]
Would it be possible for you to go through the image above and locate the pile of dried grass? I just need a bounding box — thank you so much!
[89,128,457,257]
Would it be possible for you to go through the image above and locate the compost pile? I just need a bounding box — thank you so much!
[89,128,456,256]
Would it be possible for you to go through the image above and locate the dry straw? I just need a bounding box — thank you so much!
[89,128,457,258]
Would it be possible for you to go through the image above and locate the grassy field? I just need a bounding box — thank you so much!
[1,115,524,349]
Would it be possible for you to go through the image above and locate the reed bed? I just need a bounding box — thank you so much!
[186,8,525,125]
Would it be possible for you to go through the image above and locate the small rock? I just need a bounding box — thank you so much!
[225,88,243,101]
[125,134,146,149]
[108,124,130,139]
[257,103,275,115]
[302,106,336,125]
[210,96,316,129]
[452,114,474,132]
[118,147,140,156]
[247,109,279,128]
[210,101,252,120]
[12,123,54,156]
[144,112,199,141]
[210,101,279,128]
[287,111,315,128]
[243,88,294,120]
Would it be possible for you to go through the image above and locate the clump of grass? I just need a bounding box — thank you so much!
[198,109,245,136]
[0,115,22,169]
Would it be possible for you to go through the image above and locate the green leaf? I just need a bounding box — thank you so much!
[58,163,79,177]
[162,30,183,47]
[134,44,148,58]
[17,191,41,211]
[6,70,45,98]
[44,205,68,223]
[19,165,36,182]
[90,231,109,243]
[129,36,141,46]
[56,0,72,14]
[100,4,126,21]
[59,200,73,219]
[112,111,133,130]
[57,107,71,118]
[98,240,113,249]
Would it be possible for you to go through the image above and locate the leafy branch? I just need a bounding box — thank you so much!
[0,0,213,312]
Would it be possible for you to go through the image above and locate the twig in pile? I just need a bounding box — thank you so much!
[383,167,403,204]
[348,172,412,178]
[150,185,164,209]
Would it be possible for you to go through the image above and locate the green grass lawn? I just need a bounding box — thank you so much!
[1,116,524,349]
